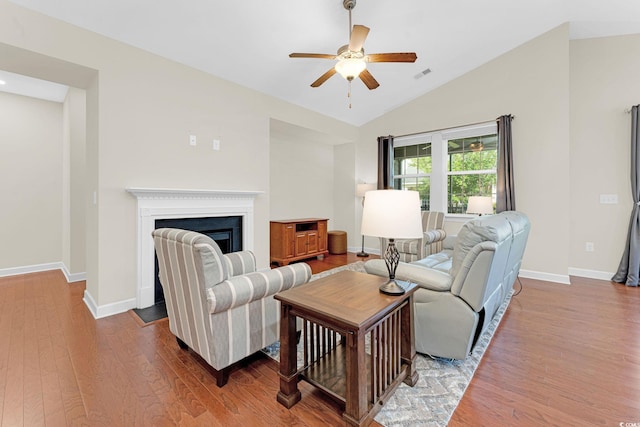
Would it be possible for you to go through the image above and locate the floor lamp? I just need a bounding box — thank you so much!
[361,189,423,295]
[356,183,376,257]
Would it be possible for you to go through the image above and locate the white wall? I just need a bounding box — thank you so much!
[62,87,86,277]
[0,0,358,315]
[355,25,573,282]
[2,0,638,317]
[569,34,640,279]
[0,91,63,269]
[269,121,336,222]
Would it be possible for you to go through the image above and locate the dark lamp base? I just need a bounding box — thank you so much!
[356,251,369,257]
[379,279,408,296]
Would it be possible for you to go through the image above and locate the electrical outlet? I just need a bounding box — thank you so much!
[585,242,594,252]
[189,134,197,146]
[599,194,618,204]
[213,139,220,151]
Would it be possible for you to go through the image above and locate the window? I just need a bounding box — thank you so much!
[393,122,497,215]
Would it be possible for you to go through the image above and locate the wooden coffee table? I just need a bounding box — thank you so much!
[275,270,419,427]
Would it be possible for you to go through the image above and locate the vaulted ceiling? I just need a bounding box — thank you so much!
[6,0,640,125]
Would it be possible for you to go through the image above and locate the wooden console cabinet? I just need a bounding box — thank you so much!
[270,218,328,266]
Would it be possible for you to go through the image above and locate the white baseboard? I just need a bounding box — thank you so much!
[348,249,574,285]
[0,261,87,283]
[518,269,571,284]
[83,289,136,319]
[83,289,99,317]
[61,265,87,283]
[568,267,614,281]
[0,262,64,278]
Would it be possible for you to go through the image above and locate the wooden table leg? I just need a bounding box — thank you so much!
[401,296,418,386]
[277,303,301,408]
[343,330,368,426]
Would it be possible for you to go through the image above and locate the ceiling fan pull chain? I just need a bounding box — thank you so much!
[348,80,352,109]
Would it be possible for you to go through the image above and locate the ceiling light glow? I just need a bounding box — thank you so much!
[335,58,366,81]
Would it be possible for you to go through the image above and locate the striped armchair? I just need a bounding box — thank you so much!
[152,228,312,386]
[381,211,446,262]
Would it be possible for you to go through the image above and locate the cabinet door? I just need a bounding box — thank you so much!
[284,225,295,258]
[317,220,327,252]
[307,231,318,253]
[295,232,308,256]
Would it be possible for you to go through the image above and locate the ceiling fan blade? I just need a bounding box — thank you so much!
[289,53,337,60]
[359,69,379,90]
[367,52,418,63]
[349,25,370,52]
[311,68,337,87]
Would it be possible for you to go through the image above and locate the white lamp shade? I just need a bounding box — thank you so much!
[335,58,367,80]
[467,196,493,215]
[361,190,423,239]
[356,182,376,198]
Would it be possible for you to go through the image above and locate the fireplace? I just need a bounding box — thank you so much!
[153,215,242,303]
[127,188,263,309]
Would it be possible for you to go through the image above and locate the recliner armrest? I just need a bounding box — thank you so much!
[364,259,453,292]
[207,262,311,314]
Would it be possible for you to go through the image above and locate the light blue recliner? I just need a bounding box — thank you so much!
[365,211,530,359]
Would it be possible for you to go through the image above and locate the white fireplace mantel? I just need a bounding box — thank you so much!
[127,187,264,308]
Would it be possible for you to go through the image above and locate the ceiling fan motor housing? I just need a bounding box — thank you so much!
[343,0,356,10]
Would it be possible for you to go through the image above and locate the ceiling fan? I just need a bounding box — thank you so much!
[289,0,417,91]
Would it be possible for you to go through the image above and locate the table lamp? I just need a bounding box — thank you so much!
[361,190,423,295]
[466,196,493,216]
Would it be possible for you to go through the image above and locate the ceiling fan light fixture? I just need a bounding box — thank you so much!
[335,58,366,81]
[469,141,484,152]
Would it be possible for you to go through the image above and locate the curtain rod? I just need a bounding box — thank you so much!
[392,115,516,139]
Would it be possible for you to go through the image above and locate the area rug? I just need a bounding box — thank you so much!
[263,261,512,427]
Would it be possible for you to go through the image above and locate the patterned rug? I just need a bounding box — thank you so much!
[264,261,512,427]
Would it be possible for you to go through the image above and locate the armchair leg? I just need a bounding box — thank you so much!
[176,335,231,387]
[202,363,230,387]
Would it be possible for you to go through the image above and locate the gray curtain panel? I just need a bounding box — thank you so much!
[496,115,516,212]
[612,105,640,287]
[377,135,394,189]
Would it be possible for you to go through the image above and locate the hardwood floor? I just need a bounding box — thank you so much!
[1,255,638,426]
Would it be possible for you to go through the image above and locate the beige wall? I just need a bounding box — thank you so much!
[0,91,63,269]
[333,142,357,237]
[0,0,357,314]
[352,25,639,282]
[356,25,573,281]
[62,87,86,276]
[2,0,638,315]
[269,121,336,222]
[569,34,640,277]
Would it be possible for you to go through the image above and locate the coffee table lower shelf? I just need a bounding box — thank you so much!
[300,341,413,415]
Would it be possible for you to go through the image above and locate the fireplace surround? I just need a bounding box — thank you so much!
[127,188,263,308]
